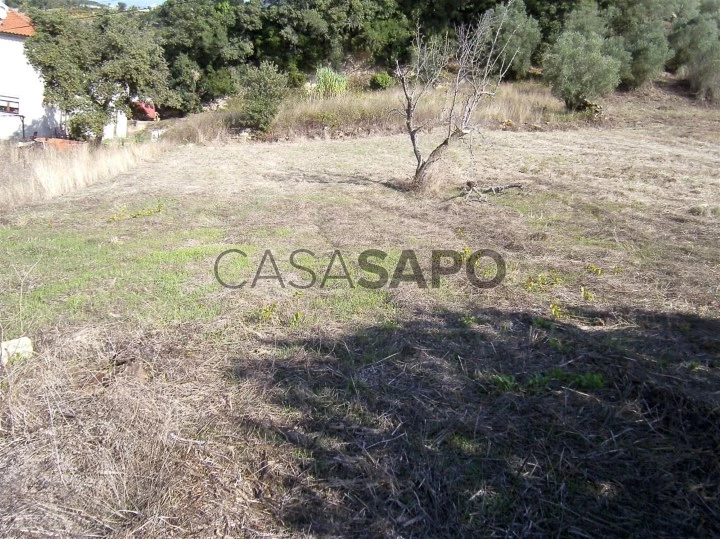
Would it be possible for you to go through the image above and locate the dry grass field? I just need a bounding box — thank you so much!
[0,83,718,537]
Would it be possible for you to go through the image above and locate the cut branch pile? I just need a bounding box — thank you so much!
[464,181,523,202]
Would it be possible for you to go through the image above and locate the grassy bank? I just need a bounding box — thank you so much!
[0,141,167,207]
[158,81,575,145]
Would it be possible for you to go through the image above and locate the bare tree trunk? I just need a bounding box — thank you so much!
[413,128,466,186]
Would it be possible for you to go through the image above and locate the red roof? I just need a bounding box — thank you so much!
[0,10,35,38]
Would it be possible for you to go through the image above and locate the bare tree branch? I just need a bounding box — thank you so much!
[395,0,520,188]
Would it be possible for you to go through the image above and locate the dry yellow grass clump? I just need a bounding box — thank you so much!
[0,142,166,207]
[160,112,239,145]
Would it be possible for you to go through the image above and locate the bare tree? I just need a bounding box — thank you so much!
[395,1,519,188]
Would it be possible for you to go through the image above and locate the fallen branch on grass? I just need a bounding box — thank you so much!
[467,181,523,194]
[464,181,523,202]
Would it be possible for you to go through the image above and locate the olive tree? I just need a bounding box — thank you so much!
[543,31,622,110]
[395,1,519,188]
[493,0,542,79]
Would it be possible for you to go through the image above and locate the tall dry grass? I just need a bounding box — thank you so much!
[160,111,238,145]
[151,81,569,145]
[268,81,567,140]
[0,141,166,207]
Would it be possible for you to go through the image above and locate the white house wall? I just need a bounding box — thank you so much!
[102,110,128,140]
[0,33,60,140]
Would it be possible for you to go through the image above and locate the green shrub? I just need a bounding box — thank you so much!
[287,63,307,88]
[672,17,720,101]
[369,72,394,90]
[313,67,347,98]
[490,374,518,392]
[494,0,542,79]
[572,372,605,390]
[68,107,110,141]
[543,31,622,110]
[624,20,671,88]
[199,66,236,101]
[602,35,633,82]
[687,28,720,102]
[563,0,610,37]
[239,61,288,131]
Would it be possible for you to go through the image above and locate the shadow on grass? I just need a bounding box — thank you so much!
[267,171,409,191]
[227,306,720,537]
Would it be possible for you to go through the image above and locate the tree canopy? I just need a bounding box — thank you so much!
[25,10,173,140]
[19,0,720,124]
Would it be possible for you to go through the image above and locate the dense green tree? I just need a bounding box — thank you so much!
[623,20,671,87]
[543,30,622,109]
[354,15,412,64]
[21,0,712,117]
[350,0,412,64]
[601,35,633,82]
[667,2,703,71]
[668,0,720,69]
[254,3,340,69]
[9,0,103,8]
[199,66,237,101]
[562,0,670,88]
[601,0,677,36]
[167,54,203,112]
[154,0,258,110]
[564,0,610,36]
[562,1,631,82]
[158,0,412,108]
[492,0,542,78]
[25,10,172,140]
[670,11,720,101]
[252,0,411,69]
[524,0,581,39]
[396,0,497,34]
[687,35,720,101]
[600,0,673,87]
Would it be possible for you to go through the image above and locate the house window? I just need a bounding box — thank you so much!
[0,95,20,115]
